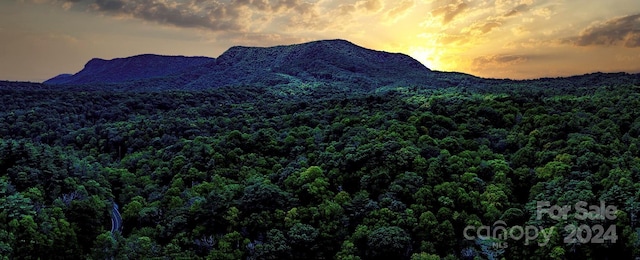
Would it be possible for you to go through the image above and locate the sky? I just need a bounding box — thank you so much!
[1,0,639,82]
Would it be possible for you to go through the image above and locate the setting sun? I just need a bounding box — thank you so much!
[407,47,438,71]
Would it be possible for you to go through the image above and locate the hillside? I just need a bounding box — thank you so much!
[184,39,433,89]
[43,40,449,90]
[44,54,215,85]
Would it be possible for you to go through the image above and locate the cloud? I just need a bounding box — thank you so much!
[87,0,257,31]
[334,3,357,16]
[463,18,503,35]
[503,37,561,50]
[24,0,81,7]
[436,33,470,45]
[430,0,468,24]
[27,0,328,33]
[532,6,554,20]
[384,0,415,22]
[60,0,77,10]
[503,4,529,17]
[28,0,395,35]
[511,26,529,36]
[567,13,640,48]
[356,0,383,12]
[472,54,530,67]
[92,0,124,12]
[431,15,505,46]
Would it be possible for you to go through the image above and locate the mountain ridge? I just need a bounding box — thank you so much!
[43,39,438,90]
[44,54,215,85]
[39,39,640,92]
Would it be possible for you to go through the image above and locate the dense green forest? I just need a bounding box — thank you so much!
[1,78,640,259]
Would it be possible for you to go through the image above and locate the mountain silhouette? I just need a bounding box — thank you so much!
[43,40,449,90]
[36,39,640,92]
[44,54,215,85]
[184,39,433,89]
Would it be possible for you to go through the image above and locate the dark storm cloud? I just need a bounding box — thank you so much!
[88,0,252,31]
[569,13,640,48]
[93,0,124,11]
[32,0,316,32]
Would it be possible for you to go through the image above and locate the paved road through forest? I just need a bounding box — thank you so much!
[111,203,122,234]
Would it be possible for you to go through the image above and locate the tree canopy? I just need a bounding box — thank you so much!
[0,77,639,259]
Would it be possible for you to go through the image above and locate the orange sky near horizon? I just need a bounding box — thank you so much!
[1,0,639,82]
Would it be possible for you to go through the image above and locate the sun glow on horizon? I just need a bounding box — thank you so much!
[406,46,442,71]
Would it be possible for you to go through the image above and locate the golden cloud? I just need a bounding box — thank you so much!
[568,13,640,48]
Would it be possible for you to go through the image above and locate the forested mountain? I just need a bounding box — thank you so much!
[44,54,215,85]
[2,40,640,259]
[182,39,432,90]
[42,40,483,91]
